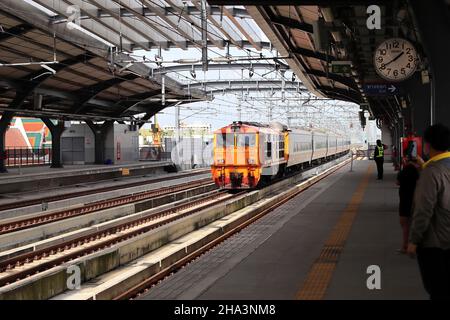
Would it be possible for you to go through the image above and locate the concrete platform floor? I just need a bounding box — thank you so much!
[139,160,427,300]
[0,161,171,180]
[0,161,174,195]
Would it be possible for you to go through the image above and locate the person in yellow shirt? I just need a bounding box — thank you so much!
[407,123,450,300]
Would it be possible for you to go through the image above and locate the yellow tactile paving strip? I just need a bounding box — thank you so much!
[296,164,374,300]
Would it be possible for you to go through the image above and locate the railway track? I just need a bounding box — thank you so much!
[0,169,210,212]
[0,189,245,288]
[0,178,214,235]
[112,157,352,300]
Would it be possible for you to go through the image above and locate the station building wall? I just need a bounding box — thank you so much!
[105,124,139,164]
[61,123,138,165]
[61,124,95,164]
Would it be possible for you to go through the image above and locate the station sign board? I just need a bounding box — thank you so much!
[329,61,352,74]
[362,83,400,96]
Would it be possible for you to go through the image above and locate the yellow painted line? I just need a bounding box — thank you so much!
[296,163,374,300]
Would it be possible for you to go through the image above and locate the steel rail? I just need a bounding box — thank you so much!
[113,157,352,300]
[0,190,245,287]
[0,169,209,212]
[0,178,213,235]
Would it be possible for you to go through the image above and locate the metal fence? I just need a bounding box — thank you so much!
[5,147,52,167]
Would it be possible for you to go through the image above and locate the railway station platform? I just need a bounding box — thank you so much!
[0,161,174,194]
[139,159,428,300]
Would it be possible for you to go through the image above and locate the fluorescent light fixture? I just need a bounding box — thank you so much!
[23,0,58,17]
[67,22,114,48]
[118,62,134,73]
[41,64,56,74]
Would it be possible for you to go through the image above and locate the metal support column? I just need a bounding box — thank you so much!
[41,118,66,168]
[86,120,114,164]
[0,112,14,173]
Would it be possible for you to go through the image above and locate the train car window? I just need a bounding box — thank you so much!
[300,134,312,151]
[316,137,327,149]
[236,134,256,147]
[216,133,234,147]
[266,141,272,157]
[279,140,284,158]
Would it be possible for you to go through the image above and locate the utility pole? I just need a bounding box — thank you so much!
[267,97,272,122]
[286,101,291,127]
[238,68,243,121]
[175,103,180,144]
[237,97,242,121]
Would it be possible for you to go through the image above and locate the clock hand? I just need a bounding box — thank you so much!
[383,52,405,67]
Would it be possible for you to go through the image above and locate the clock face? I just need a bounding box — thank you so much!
[374,38,418,82]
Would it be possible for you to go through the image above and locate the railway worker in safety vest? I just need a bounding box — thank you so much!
[374,139,385,180]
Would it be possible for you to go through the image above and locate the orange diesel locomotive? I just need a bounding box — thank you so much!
[211,121,350,189]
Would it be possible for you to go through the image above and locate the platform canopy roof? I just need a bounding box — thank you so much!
[208,0,425,129]
[0,0,271,122]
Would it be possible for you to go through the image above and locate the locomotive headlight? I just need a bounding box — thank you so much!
[217,159,225,164]
[248,158,255,164]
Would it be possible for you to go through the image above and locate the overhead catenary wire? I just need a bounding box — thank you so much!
[0,1,361,133]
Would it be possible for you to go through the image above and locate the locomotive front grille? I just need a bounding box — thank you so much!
[230,171,244,188]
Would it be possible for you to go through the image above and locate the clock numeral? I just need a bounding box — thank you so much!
[375,38,417,80]
[385,41,400,50]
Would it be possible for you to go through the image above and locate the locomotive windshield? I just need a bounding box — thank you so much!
[237,134,256,147]
[216,133,256,147]
[216,133,234,147]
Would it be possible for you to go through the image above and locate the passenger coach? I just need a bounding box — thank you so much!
[211,121,350,189]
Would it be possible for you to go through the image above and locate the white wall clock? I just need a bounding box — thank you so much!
[374,38,418,82]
